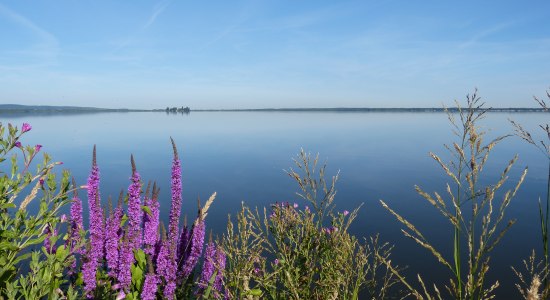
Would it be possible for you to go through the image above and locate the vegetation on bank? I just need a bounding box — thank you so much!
[0,89,549,299]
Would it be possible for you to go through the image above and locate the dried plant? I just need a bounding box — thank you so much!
[381,90,527,299]
[510,88,550,298]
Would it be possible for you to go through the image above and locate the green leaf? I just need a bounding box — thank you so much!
[134,249,146,268]
[203,270,218,299]
[131,263,144,291]
[142,205,152,216]
[55,244,68,260]
[245,289,263,296]
[0,203,15,209]
[120,214,128,227]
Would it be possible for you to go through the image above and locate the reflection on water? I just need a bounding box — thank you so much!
[1,111,547,297]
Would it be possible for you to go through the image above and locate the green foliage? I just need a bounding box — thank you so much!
[0,122,78,299]
[222,150,398,300]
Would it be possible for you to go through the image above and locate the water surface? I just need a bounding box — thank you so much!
[2,111,547,297]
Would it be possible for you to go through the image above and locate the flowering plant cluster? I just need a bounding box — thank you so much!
[0,122,80,299]
[72,139,226,299]
[221,150,397,299]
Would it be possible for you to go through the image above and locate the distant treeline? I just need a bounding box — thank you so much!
[192,107,549,113]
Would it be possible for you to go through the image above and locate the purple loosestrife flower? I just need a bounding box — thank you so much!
[43,224,52,253]
[35,144,42,152]
[181,219,205,278]
[82,251,97,296]
[167,139,183,260]
[159,138,183,296]
[143,183,160,256]
[21,122,31,133]
[343,210,349,216]
[141,273,160,300]
[69,182,83,252]
[117,232,133,291]
[14,141,21,148]
[127,156,143,248]
[84,146,104,295]
[197,242,216,293]
[105,203,123,277]
[177,225,191,274]
[156,239,169,279]
[164,282,177,300]
[156,237,177,300]
[197,243,226,299]
[213,246,227,298]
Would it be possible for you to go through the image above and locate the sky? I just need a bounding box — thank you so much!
[1,1,549,109]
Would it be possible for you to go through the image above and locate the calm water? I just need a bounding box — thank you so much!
[2,111,548,297]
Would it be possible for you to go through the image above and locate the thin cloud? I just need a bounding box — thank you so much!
[459,22,512,49]
[144,0,171,29]
[112,0,171,53]
[0,3,57,45]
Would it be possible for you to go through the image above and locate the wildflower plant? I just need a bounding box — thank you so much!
[222,150,398,300]
[77,139,225,299]
[380,90,528,299]
[0,122,82,299]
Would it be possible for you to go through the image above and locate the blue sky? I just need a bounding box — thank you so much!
[1,1,549,109]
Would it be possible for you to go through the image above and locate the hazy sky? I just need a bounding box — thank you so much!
[1,1,549,109]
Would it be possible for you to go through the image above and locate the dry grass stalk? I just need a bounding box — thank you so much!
[381,90,526,299]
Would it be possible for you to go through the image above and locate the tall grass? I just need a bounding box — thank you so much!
[510,88,550,299]
[380,90,527,299]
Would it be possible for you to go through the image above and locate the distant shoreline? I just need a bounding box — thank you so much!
[0,104,547,114]
[189,107,548,113]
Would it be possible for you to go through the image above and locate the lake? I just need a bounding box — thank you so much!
[2,110,548,297]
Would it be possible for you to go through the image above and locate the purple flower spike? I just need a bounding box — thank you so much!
[197,243,226,299]
[84,146,104,295]
[143,183,160,256]
[82,253,97,296]
[156,238,176,300]
[21,122,31,133]
[177,225,191,274]
[105,204,123,277]
[213,246,226,298]
[127,155,143,248]
[164,282,176,300]
[69,179,83,254]
[181,220,205,278]
[167,139,183,258]
[117,233,133,291]
[141,274,160,300]
[197,242,216,293]
[43,224,52,253]
[160,138,183,295]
